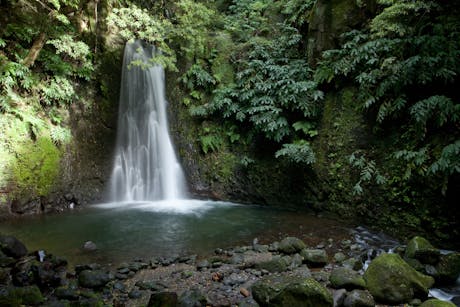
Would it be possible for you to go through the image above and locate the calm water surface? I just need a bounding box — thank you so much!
[0,200,353,265]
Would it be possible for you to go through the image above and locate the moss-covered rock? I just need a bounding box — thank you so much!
[405,236,440,265]
[278,237,306,254]
[419,299,456,307]
[78,270,113,289]
[300,249,328,267]
[343,289,375,307]
[254,256,289,273]
[252,275,333,307]
[434,253,460,284]
[363,253,434,304]
[329,267,366,290]
[0,285,44,306]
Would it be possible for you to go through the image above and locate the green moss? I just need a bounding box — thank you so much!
[364,253,434,304]
[13,135,61,197]
[0,285,44,306]
[420,299,456,307]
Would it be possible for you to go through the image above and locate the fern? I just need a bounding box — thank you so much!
[200,134,223,154]
[275,141,316,164]
[429,140,460,175]
[349,151,386,195]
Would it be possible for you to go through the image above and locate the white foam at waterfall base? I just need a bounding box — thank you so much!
[93,199,236,216]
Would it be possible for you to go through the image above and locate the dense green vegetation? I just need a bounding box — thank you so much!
[1,0,458,242]
[0,0,96,199]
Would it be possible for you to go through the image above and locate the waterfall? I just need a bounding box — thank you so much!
[109,40,187,202]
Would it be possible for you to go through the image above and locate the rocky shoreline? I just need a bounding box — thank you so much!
[0,233,459,306]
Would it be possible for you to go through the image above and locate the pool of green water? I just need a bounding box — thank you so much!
[0,200,352,266]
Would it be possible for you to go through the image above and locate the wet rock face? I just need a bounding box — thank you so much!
[364,253,434,304]
[307,0,377,65]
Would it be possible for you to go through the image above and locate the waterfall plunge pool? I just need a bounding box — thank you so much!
[0,200,353,265]
[1,200,459,303]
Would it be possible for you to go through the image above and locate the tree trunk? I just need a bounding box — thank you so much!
[22,32,47,67]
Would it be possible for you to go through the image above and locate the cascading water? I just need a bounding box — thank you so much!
[109,40,187,202]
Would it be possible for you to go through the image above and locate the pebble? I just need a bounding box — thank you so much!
[240,287,250,297]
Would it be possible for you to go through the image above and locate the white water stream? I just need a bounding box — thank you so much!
[109,40,187,202]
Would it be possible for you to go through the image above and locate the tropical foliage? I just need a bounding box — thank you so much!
[317,0,459,191]
[0,0,94,197]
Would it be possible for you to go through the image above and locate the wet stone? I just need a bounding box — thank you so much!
[113,281,126,292]
[115,273,128,280]
[128,289,143,299]
[197,260,210,270]
[117,268,130,274]
[136,280,163,290]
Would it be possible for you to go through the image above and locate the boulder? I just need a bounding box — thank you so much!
[252,274,333,307]
[333,289,347,307]
[329,267,366,290]
[78,270,113,289]
[300,249,328,267]
[278,237,306,254]
[342,258,363,271]
[179,288,208,306]
[405,236,440,265]
[343,290,375,307]
[434,253,460,284]
[0,285,44,306]
[148,291,178,307]
[55,285,80,300]
[0,250,16,268]
[254,255,289,273]
[0,236,28,259]
[334,252,347,263]
[419,299,456,307]
[364,253,434,304]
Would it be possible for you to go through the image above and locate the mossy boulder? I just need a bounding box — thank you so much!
[434,253,460,284]
[0,235,28,259]
[329,267,366,290]
[254,255,289,273]
[364,253,434,304]
[278,237,306,254]
[300,249,328,267]
[252,275,333,307]
[0,285,44,306]
[419,299,456,307]
[78,270,113,289]
[405,236,440,265]
[343,289,375,307]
